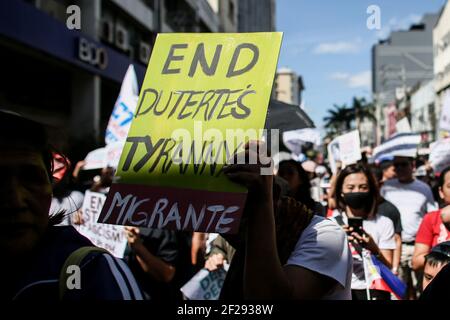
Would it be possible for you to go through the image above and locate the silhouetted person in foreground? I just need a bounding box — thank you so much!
[0,110,142,300]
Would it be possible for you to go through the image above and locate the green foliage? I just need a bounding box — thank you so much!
[323,97,375,139]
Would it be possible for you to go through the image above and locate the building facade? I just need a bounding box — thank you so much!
[372,13,439,143]
[359,117,377,148]
[0,0,221,156]
[410,80,436,142]
[238,0,276,32]
[274,68,304,106]
[433,0,450,137]
[207,0,238,32]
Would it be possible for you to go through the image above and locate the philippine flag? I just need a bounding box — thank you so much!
[363,250,407,300]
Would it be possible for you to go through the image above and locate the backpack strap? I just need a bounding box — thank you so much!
[333,212,364,257]
[334,214,345,227]
[59,246,109,300]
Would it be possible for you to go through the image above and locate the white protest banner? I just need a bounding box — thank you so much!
[76,191,127,258]
[429,140,437,150]
[180,268,227,300]
[385,104,397,138]
[283,128,321,155]
[105,65,139,145]
[106,141,125,169]
[83,147,107,170]
[429,138,450,174]
[396,117,412,133]
[439,91,450,133]
[338,130,362,166]
[327,136,340,174]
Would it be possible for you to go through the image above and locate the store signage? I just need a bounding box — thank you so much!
[78,37,108,70]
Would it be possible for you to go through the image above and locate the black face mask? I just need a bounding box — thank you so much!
[343,192,372,210]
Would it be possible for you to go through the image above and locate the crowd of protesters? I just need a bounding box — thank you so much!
[1,109,449,301]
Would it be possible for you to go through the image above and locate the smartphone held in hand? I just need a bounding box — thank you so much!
[348,217,363,236]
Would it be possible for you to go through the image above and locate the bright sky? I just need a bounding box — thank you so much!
[276,0,446,132]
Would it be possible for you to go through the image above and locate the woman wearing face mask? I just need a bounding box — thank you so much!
[330,164,396,300]
[413,166,450,271]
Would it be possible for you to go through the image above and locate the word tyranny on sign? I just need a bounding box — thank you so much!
[121,125,278,177]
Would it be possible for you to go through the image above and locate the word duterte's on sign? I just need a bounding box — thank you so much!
[98,33,282,234]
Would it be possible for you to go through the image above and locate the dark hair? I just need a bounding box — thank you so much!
[425,252,450,268]
[394,156,414,164]
[371,165,383,183]
[0,110,54,177]
[439,166,450,189]
[273,175,290,203]
[334,163,380,213]
[0,110,66,225]
[277,160,315,211]
[416,156,427,168]
[379,160,394,171]
[359,152,368,165]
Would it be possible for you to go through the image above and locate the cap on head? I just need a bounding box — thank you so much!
[0,109,52,177]
[0,109,48,151]
[426,241,450,260]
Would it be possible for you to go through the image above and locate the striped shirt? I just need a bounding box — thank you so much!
[7,226,143,300]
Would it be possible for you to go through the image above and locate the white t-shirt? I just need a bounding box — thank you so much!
[330,210,396,290]
[381,179,437,242]
[285,215,352,300]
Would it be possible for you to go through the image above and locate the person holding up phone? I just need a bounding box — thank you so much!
[330,164,396,300]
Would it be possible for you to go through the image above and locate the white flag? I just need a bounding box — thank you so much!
[395,117,412,133]
[372,133,421,162]
[105,65,139,145]
[338,130,362,166]
[83,147,107,170]
[283,128,321,155]
[429,138,450,173]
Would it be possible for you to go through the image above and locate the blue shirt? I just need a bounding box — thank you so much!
[5,226,143,300]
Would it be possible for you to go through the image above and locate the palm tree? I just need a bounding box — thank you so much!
[323,104,353,133]
[352,97,376,133]
[324,97,376,139]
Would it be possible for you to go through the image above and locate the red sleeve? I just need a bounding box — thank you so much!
[326,208,334,218]
[415,211,438,246]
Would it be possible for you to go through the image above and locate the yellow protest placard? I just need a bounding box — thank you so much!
[98,32,282,234]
